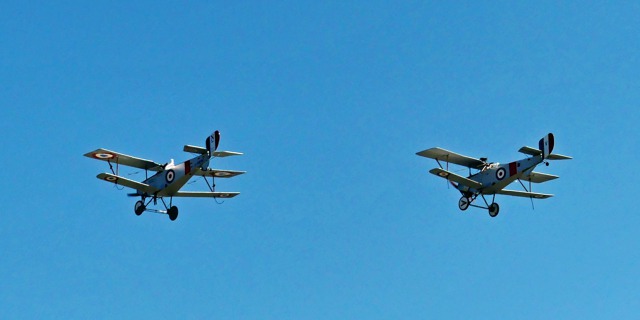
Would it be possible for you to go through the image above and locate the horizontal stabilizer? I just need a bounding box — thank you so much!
[194,168,246,178]
[429,168,483,189]
[518,146,541,156]
[494,189,553,199]
[519,146,571,160]
[546,153,572,160]
[183,145,243,157]
[213,151,243,157]
[172,191,240,198]
[521,172,559,183]
[85,148,163,171]
[183,145,208,154]
[96,173,159,194]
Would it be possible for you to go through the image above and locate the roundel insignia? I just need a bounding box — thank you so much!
[105,176,117,182]
[165,170,175,183]
[438,172,449,177]
[93,152,115,160]
[214,171,232,177]
[496,167,506,180]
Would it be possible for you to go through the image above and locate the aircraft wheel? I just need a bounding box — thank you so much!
[134,201,145,216]
[488,203,500,217]
[458,197,470,211]
[168,206,179,221]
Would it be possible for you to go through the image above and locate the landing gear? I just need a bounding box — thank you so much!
[461,194,501,218]
[133,197,179,221]
[458,196,470,211]
[168,206,179,221]
[134,200,145,216]
[488,203,500,217]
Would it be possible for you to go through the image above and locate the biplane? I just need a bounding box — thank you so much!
[416,133,570,217]
[84,131,244,221]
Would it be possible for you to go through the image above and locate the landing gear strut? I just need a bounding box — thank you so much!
[461,194,501,218]
[481,194,500,218]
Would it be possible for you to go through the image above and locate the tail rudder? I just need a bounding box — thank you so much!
[538,133,554,159]
[205,130,221,155]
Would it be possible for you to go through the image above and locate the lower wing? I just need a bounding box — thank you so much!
[96,173,159,194]
[172,191,240,198]
[428,168,483,189]
[494,189,553,199]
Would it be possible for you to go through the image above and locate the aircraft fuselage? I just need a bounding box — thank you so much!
[458,155,544,195]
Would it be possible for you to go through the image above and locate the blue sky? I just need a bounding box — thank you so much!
[1,1,639,318]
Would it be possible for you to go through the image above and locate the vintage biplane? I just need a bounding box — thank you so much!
[416,133,570,217]
[84,131,244,221]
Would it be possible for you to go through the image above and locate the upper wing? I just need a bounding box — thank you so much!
[192,168,246,178]
[417,147,485,169]
[494,189,553,199]
[428,168,483,189]
[85,148,163,171]
[96,173,159,194]
[172,191,240,198]
[521,172,559,183]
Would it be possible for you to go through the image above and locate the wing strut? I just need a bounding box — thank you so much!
[517,178,534,210]
[202,175,225,204]
[201,151,224,204]
[435,157,457,189]
[107,158,124,190]
[203,175,216,192]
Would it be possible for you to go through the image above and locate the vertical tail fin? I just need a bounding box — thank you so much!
[205,130,221,155]
[538,133,554,159]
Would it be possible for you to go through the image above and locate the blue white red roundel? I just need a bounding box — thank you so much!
[165,170,175,183]
[93,152,115,159]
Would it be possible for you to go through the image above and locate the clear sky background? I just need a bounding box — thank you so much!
[1,1,639,319]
